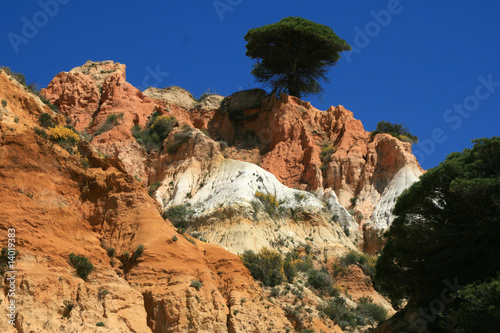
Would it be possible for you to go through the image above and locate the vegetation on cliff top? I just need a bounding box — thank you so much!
[244,17,350,99]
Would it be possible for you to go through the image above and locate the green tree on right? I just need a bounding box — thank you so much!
[375,137,500,332]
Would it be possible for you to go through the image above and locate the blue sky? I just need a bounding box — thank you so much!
[1,0,499,169]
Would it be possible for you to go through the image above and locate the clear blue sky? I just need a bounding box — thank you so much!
[1,1,499,169]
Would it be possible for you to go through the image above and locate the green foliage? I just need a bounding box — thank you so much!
[68,253,94,280]
[163,204,194,230]
[190,280,202,291]
[350,197,357,206]
[133,244,144,258]
[96,322,105,327]
[371,121,418,144]
[240,248,286,287]
[1,99,6,107]
[39,112,55,128]
[318,297,387,329]
[443,274,500,332]
[34,127,49,140]
[375,137,500,307]
[217,140,228,150]
[318,298,359,329]
[255,191,279,217]
[93,113,124,137]
[166,126,194,154]
[132,113,177,152]
[148,182,161,197]
[106,247,115,258]
[356,301,388,324]
[172,235,178,242]
[308,269,339,296]
[63,300,74,318]
[244,17,351,98]
[38,95,59,112]
[320,144,336,170]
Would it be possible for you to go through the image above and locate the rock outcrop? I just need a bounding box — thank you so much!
[41,60,424,254]
[0,69,303,333]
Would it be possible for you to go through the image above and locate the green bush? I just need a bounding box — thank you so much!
[68,253,94,280]
[163,204,194,230]
[255,191,279,217]
[356,301,388,324]
[39,113,55,128]
[133,244,145,258]
[320,144,336,170]
[318,298,359,329]
[443,274,500,332]
[1,99,6,107]
[132,113,177,152]
[93,113,124,137]
[96,322,105,327]
[106,247,115,258]
[166,127,194,154]
[240,248,285,287]
[38,95,59,112]
[190,280,202,291]
[148,182,161,197]
[371,121,418,144]
[308,269,339,296]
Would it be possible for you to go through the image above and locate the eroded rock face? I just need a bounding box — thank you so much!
[41,61,423,254]
[0,71,298,333]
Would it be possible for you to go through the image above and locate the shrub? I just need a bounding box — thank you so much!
[148,182,161,197]
[240,248,285,287]
[34,127,49,140]
[63,300,74,318]
[48,126,80,143]
[350,197,357,206]
[320,144,336,170]
[68,253,94,280]
[294,192,306,202]
[356,302,388,324]
[1,99,6,107]
[339,251,375,277]
[371,121,418,144]
[38,95,59,112]
[96,322,105,327]
[172,235,178,242]
[190,280,202,291]
[163,204,194,230]
[93,113,124,137]
[255,191,279,216]
[133,244,144,258]
[106,247,115,258]
[318,298,359,329]
[308,269,339,296]
[39,112,55,128]
[167,127,194,154]
[132,114,177,152]
[217,140,228,150]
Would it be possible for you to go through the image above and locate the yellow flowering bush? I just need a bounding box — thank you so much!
[48,126,80,143]
[255,191,279,216]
